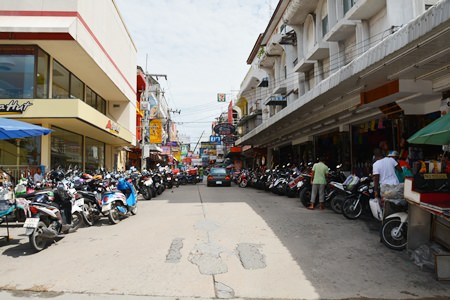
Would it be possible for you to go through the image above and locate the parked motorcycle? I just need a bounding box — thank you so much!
[341,177,373,220]
[23,183,82,252]
[101,178,137,224]
[380,198,408,250]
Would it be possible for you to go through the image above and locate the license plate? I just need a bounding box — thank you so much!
[23,218,39,229]
[216,181,222,185]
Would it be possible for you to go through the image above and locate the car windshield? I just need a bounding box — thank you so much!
[210,168,227,175]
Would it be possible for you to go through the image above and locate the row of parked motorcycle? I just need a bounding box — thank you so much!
[0,165,198,252]
[233,163,408,251]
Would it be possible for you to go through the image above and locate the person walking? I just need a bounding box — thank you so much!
[307,157,329,210]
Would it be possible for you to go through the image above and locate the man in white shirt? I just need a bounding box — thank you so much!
[33,167,44,183]
[372,149,402,198]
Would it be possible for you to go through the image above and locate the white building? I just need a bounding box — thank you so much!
[0,0,137,171]
[237,0,449,171]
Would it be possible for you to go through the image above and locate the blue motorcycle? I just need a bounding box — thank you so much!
[101,178,137,224]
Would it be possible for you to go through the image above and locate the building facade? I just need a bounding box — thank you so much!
[0,0,137,172]
[236,0,449,173]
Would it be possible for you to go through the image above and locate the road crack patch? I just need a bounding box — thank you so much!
[236,243,266,270]
[214,281,235,299]
[188,242,228,275]
[165,238,184,263]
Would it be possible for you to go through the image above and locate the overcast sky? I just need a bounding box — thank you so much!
[115,0,278,148]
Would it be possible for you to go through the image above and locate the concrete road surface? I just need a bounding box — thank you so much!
[0,183,449,299]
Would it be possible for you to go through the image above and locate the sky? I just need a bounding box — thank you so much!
[114,0,278,148]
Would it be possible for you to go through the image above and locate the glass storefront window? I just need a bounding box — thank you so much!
[51,126,82,169]
[0,46,35,99]
[52,60,69,99]
[36,48,49,99]
[0,135,41,166]
[85,137,105,172]
[70,74,84,100]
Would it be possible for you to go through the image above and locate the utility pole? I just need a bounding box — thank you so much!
[167,108,181,166]
[193,130,205,154]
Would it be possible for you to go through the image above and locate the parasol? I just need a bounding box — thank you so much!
[0,118,52,140]
[407,113,450,146]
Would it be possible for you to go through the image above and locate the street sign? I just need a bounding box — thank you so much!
[222,135,239,144]
[217,93,226,102]
[210,135,221,144]
[213,123,236,135]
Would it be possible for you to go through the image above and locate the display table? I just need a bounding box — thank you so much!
[404,177,450,280]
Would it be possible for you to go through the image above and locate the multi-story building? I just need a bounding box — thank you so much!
[237,0,449,173]
[0,0,137,172]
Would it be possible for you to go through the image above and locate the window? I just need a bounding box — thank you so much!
[36,49,49,99]
[70,74,84,100]
[85,85,106,114]
[0,46,35,99]
[51,126,82,169]
[52,60,69,99]
[322,15,329,37]
[0,135,41,166]
[85,137,105,172]
[322,1,329,37]
[85,86,96,108]
[344,0,356,15]
[96,95,106,114]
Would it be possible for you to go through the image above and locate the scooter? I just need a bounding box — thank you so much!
[101,178,137,224]
[380,198,408,250]
[23,184,83,252]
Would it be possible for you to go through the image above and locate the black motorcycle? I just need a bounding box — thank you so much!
[341,177,374,220]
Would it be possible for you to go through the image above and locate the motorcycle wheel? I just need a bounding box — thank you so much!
[330,195,344,214]
[299,188,311,208]
[108,205,121,224]
[130,204,138,215]
[381,218,407,250]
[239,179,248,188]
[71,211,83,230]
[342,198,362,220]
[29,221,48,252]
[142,186,152,200]
[82,202,95,226]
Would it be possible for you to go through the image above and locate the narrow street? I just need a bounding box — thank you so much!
[0,183,449,299]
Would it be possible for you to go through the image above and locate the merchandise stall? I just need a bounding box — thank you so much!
[404,113,450,280]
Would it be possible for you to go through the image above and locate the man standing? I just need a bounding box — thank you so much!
[307,157,329,210]
[372,149,402,199]
[33,167,44,183]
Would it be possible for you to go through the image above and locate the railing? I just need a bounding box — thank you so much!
[0,165,41,184]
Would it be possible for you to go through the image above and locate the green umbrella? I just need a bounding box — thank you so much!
[407,113,450,145]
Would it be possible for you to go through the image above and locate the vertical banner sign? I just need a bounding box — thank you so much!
[150,119,162,144]
[228,100,233,124]
[217,93,226,102]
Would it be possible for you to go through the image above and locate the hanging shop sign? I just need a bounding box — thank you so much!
[209,135,221,144]
[213,123,236,135]
[0,100,33,115]
[222,135,239,144]
[150,119,162,144]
